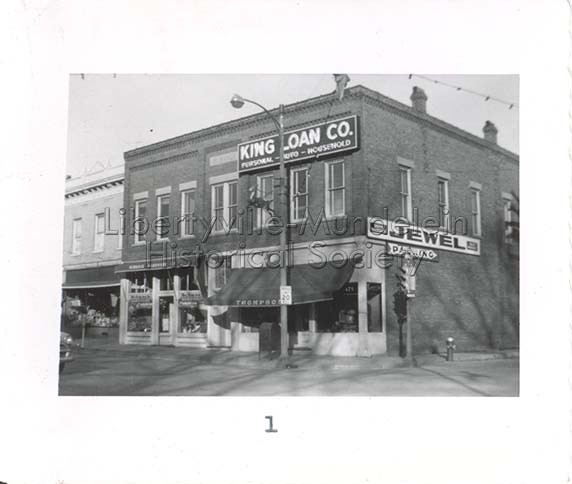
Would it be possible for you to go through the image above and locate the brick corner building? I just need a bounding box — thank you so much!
[117,84,519,357]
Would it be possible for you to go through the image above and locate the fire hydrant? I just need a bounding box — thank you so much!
[446,337,456,361]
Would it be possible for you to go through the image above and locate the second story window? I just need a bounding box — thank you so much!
[399,166,412,221]
[134,199,147,244]
[503,193,515,244]
[229,182,238,225]
[181,189,195,237]
[255,174,274,228]
[72,218,82,255]
[437,178,450,230]
[211,180,238,232]
[471,188,482,236]
[94,213,105,252]
[291,167,309,222]
[156,194,170,240]
[325,161,345,217]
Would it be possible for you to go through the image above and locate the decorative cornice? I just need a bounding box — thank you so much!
[65,178,124,198]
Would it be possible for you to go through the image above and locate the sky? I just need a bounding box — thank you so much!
[66,74,519,178]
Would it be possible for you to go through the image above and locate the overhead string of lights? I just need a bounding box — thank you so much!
[408,74,518,111]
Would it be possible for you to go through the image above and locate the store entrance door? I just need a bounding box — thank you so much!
[159,296,175,345]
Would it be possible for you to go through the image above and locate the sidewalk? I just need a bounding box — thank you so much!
[74,336,519,371]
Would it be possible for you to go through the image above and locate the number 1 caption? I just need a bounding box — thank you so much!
[265,416,277,433]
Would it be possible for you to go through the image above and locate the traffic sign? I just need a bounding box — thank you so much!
[280,285,292,305]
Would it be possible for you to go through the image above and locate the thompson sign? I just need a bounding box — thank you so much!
[237,115,359,173]
[367,217,481,256]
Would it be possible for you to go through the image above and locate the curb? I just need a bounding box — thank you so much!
[76,344,519,371]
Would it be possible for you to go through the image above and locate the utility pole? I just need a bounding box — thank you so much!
[277,104,289,361]
[230,96,290,362]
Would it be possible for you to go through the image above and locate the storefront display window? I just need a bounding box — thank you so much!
[316,283,358,332]
[179,306,206,334]
[128,272,152,332]
[127,305,152,332]
[62,288,120,330]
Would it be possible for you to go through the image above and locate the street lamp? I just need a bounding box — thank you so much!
[230,94,289,361]
[230,94,245,109]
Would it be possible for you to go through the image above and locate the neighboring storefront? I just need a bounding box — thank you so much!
[61,166,124,338]
[118,84,519,356]
[116,261,208,347]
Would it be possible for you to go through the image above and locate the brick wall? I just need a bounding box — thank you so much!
[122,96,365,259]
[121,86,519,354]
[360,97,519,354]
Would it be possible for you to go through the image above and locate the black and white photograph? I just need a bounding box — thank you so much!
[59,74,519,397]
[2,1,570,484]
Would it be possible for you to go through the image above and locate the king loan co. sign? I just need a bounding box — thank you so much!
[237,115,359,174]
[367,217,481,256]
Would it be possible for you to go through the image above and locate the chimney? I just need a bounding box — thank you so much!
[410,86,428,114]
[483,120,498,144]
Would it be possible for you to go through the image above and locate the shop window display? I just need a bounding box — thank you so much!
[179,305,206,334]
[62,288,120,331]
[316,283,359,332]
[128,273,152,332]
[127,305,152,332]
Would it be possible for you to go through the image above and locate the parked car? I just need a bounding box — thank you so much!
[60,331,74,373]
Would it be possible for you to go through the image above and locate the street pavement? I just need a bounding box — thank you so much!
[58,338,519,396]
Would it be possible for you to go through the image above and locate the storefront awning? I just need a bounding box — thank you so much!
[62,265,120,290]
[206,263,355,307]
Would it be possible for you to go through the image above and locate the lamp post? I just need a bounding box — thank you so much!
[230,95,289,360]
